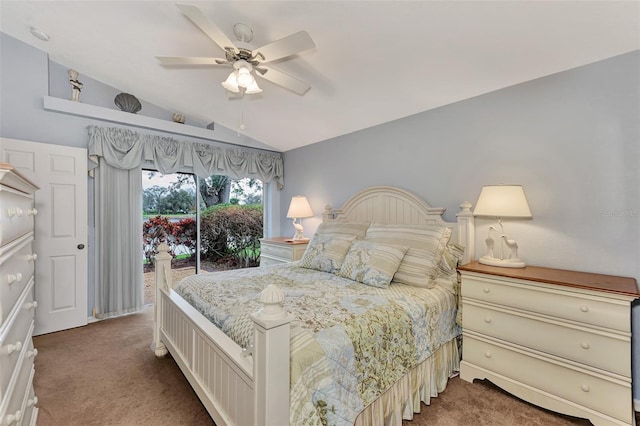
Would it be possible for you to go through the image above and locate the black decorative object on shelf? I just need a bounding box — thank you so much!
[114,93,142,114]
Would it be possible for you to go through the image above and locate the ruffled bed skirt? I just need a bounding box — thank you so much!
[354,337,461,425]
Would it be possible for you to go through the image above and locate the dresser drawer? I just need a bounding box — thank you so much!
[0,186,35,247]
[461,275,630,332]
[0,235,35,325]
[20,371,38,426]
[0,353,35,426]
[0,281,35,400]
[463,302,630,377]
[463,334,632,424]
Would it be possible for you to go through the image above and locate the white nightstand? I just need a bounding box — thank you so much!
[459,261,639,426]
[259,237,309,266]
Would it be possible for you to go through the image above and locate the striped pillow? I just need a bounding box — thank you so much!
[337,240,409,288]
[364,223,452,288]
[315,221,370,239]
[299,234,355,273]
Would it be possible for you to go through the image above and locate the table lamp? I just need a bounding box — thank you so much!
[286,196,313,241]
[473,185,532,268]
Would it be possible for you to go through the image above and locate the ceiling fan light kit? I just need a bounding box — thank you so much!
[221,60,262,94]
[157,4,316,97]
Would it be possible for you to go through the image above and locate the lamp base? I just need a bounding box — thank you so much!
[479,256,526,268]
[292,228,307,241]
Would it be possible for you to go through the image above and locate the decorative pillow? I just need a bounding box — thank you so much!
[364,223,452,288]
[337,240,409,288]
[299,234,355,273]
[315,221,370,239]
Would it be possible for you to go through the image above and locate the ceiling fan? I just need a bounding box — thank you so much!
[156,4,316,96]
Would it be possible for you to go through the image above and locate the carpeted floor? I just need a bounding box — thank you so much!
[32,308,624,425]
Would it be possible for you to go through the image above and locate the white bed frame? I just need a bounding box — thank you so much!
[152,186,475,425]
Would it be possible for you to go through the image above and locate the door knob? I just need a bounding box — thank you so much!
[77,244,85,250]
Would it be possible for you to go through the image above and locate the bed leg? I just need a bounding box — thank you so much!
[152,243,172,357]
[250,284,294,426]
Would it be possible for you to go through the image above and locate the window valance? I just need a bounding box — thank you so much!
[87,125,284,188]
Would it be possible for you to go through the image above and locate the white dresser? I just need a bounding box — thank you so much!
[459,261,639,426]
[0,163,39,426]
[259,237,309,266]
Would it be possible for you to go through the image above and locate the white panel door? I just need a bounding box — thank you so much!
[0,138,88,335]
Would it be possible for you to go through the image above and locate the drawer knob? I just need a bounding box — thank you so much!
[27,348,39,359]
[7,208,24,218]
[27,253,38,261]
[581,384,590,392]
[482,288,490,294]
[7,341,22,355]
[5,410,22,425]
[7,273,23,284]
[579,305,589,313]
[24,301,38,310]
[580,342,590,350]
[484,351,492,358]
[28,208,38,216]
[28,396,38,407]
[484,317,492,323]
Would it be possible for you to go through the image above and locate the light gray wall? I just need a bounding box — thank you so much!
[282,49,640,398]
[0,32,278,316]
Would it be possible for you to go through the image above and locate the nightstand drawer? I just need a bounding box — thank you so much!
[463,302,630,376]
[261,243,299,259]
[259,238,308,266]
[463,334,632,424]
[260,255,286,266]
[461,275,630,332]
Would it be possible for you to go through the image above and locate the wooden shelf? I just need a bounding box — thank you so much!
[43,96,216,141]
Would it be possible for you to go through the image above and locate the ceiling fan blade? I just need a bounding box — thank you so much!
[176,3,238,54]
[156,56,229,66]
[253,31,316,63]
[257,66,311,95]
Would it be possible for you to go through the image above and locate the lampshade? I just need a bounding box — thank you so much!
[473,185,532,218]
[244,78,262,94]
[286,196,313,218]
[236,67,253,88]
[221,71,240,93]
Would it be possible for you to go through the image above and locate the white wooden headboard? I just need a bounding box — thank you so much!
[322,186,475,264]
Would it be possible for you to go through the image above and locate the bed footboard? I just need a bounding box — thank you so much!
[152,244,292,426]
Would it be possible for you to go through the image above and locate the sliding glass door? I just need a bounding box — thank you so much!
[142,170,263,305]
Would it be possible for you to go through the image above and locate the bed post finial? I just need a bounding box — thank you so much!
[255,284,290,321]
[456,202,475,265]
[151,243,172,357]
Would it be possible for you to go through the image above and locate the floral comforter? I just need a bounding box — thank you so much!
[174,263,460,425]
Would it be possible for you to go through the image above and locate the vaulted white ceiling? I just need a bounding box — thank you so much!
[1,1,638,152]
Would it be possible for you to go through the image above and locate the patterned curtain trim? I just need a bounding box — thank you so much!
[87,125,284,188]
